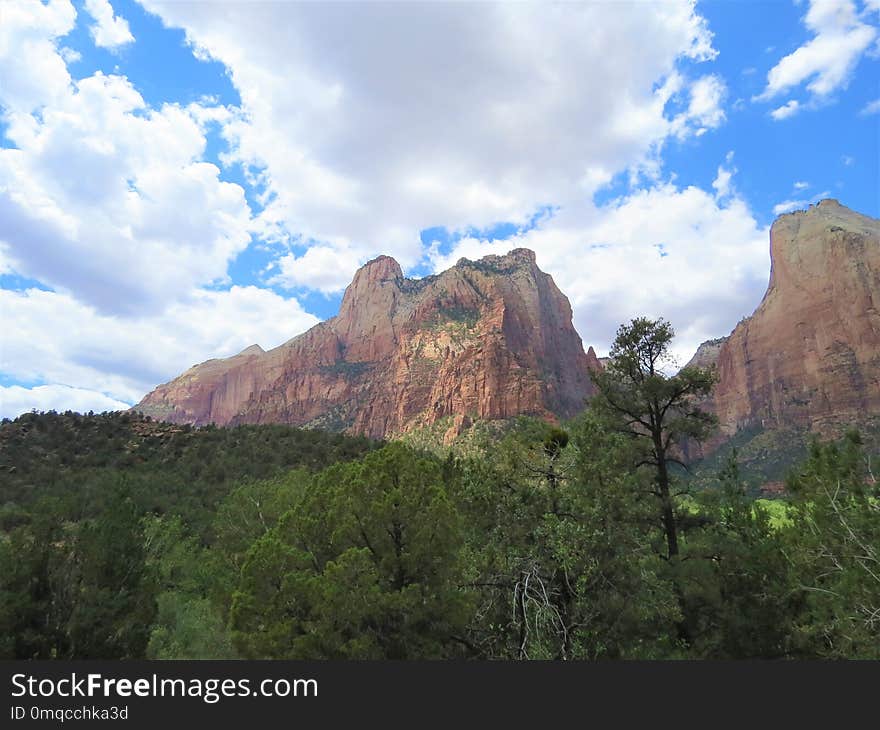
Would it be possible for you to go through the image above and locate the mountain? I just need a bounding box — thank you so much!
[688,199,879,450]
[136,249,600,439]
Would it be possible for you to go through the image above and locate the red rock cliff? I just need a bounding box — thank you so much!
[689,199,879,440]
[135,249,600,439]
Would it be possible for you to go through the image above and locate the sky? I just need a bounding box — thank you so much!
[0,0,878,418]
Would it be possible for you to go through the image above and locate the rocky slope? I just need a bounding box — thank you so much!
[136,249,600,439]
[686,337,727,370]
[689,199,879,442]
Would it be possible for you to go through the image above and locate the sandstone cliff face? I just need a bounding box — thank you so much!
[136,249,599,439]
[690,200,879,440]
[685,337,727,370]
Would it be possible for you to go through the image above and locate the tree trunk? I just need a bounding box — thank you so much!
[654,436,679,558]
[654,433,690,645]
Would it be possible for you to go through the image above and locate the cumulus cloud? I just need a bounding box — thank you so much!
[711,152,737,200]
[0,0,76,117]
[0,1,774,414]
[0,286,319,407]
[0,4,254,316]
[83,0,134,50]
[773,199,808,215]
[682,74,727,135]
[757,0,877,114]
[60,46,82,64]
[428,169,770,366]
[0,384,131,420]
[140,0,723,284]
[770,99,802,120]
[267,246,364,294]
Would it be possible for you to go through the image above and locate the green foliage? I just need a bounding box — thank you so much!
[0,411,377,659]
[782,433,880,658]
[427,304,480,330]
[212,470,313,572]
[0,484,155,659]
[593,318,717,446]
[229,444,470,658]
[590,317,717,559]
[1,365,877,660]
[143,515,236,659]
[452,415,680,659]
[0,410,378,537]
[680,452,795,658]
[687,424,811,494]
[318,360,371,378]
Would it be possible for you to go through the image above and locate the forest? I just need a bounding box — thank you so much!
[1,319,877,660]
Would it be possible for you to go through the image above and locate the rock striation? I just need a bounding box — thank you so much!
[136,249,600,439]
[688,199,879,440]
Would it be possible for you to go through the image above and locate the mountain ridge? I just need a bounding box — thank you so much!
[686,198,879,450]
[137,199,879,448]
[136,248,600,439]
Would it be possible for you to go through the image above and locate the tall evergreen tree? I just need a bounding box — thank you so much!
[590,317,717,559]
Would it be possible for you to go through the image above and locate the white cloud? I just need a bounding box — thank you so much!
[140,0,723,289]
[758,0,877,111]
[683,74,727,135]
[861,97,880,114]
[794,180,810,189]
[773,199,809,215]
[267,246,363,294]
[0,384,131,419]
[60,46,81,64]
[0,1,773,413]
[770,99,802,119]
[428,169,770,366]
[712,151,736,200]
[83,0,134,50]
[0,0,76,117]
[0,10,254,316]
[0,286,319,407]
[712,168,733,199]
[772,190,831,215]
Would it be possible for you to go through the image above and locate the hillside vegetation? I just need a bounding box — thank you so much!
[1,409,876,660]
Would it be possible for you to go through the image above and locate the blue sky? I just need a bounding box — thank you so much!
[0,0,878,417]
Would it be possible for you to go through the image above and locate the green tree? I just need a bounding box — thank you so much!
[143,515,236,659]
[229,444,470,658]
[681,452,794,657]
[0,487,156,659]
[213,470,313,572]
[455,416,680,659]
[783,432,880,658]
[0,502,69,658]
[64,484,156,658]
[590,317,717,559]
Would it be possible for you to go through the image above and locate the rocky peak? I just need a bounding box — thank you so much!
[136,248,599,438]
[456,247,537,269]
[766,198,877,294]
[692,200,879,442]
[335,256,405,358]
[684,337,727,370]
[238,344,265,357]
[352,255,404,285]
[339,255,403,311]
